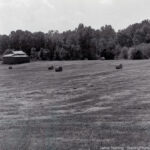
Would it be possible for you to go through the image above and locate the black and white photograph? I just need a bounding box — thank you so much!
[0,0,150,149]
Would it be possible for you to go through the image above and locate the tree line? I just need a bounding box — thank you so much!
[1,20,150,60]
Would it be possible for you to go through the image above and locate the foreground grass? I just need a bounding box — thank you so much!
[0,60,150,149]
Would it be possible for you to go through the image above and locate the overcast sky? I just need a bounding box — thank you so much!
[0,0,150,35]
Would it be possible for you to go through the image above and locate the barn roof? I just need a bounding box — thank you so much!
[13,51,26,55]
[3,50,28,58]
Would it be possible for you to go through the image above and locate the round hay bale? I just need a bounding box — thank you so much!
[8,66,12,70]
[48,66,54,70]
[55,66,63,72]
[116,64,123,70]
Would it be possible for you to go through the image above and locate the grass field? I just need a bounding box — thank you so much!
[0,60,150,150]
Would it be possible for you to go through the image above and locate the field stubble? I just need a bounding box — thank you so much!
[0,60,150,149]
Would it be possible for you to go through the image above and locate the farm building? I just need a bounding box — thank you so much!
[2,50,30,64]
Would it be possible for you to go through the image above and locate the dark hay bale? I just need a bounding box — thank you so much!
[48,66,54,70]
[116,64,123,70]
[8,66,12,69]
[55,66,63,72]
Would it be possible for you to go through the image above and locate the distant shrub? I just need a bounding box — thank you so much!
[114,45,122,59]
[0,55,3,61]
[135,43,150,59]
[119,47,129,59]
[128,43,150,59]
[30,48,39,60]
[39,48,51,60]
[101,49,115,60]
[128,48,144,60]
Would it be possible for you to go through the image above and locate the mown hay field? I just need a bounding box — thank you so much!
[0,60,150,150]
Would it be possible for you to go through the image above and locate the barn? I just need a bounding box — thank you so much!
[2,50,30,64]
